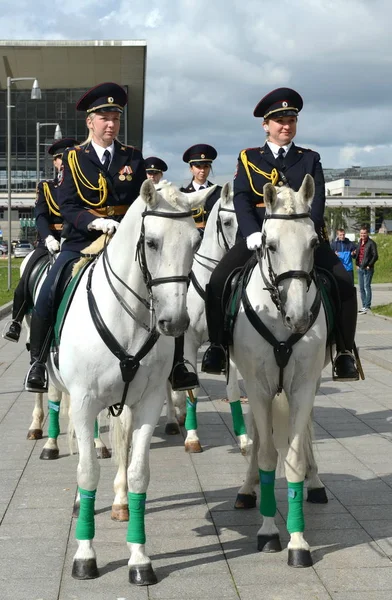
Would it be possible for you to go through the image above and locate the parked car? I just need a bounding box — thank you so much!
[0,241,8,255]
[14,242,34,258]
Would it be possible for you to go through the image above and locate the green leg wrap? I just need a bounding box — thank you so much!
[259,469,277,517]
[287,481,305,534]
[94,419,99,440]
[127,492,146,544]
[185,396,198,431]
[75,487,96,540]
[48,400,60,439]
[230,400,247,436]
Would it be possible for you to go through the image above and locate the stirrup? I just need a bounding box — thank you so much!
[332,351,359,382]
[169,360,199,391]
[24,362,49,393]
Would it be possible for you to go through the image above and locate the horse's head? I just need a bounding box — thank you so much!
[261,174,319,333]
[139,179,213,336]
[217,182,237,251]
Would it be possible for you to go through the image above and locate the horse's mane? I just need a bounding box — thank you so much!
[275,186,308,215]
[154,180,189,212]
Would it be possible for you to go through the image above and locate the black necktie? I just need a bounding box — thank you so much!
[276,147,285,171]
[103,149,111,171]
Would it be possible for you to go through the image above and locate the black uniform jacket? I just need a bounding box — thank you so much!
[233,143,325,239]
[35,178,63,244]
[180,180,222,226]
[58,140,146,252]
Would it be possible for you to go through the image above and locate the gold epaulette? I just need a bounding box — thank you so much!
[67,149,108,207]
[43,182,61,217]
[239,149,279,198]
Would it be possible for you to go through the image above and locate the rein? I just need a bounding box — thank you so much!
[191,205,236,301]
[87,206,193,417]
[242,210,321,394]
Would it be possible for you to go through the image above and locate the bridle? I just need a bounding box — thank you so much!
[258,212,315,317]
[191,203,236,300]
[86,206,194,417]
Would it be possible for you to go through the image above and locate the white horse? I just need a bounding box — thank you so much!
[47,179,213,585]
[18,252,110,459]
[165,182,250,453]
[231,174,329,567]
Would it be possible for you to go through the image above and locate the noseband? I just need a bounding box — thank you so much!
[259,212,314,315]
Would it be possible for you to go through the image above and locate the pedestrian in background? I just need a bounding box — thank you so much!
[331,228,356,283]
[355,225,378,314]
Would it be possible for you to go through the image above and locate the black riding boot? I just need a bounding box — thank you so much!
[169,335,199,391]
[201,283,226,375]
[25,310,53,392]
[3,279,26,343]
[333,293,359,382]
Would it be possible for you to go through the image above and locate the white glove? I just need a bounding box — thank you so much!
[87,218,119,235]
[246,231,262,251]
[45,235,60,254]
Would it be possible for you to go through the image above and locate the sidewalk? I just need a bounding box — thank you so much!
[1,294,392,599]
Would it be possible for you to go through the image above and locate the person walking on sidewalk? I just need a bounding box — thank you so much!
[331,228,356,283]
[355,225,378,314]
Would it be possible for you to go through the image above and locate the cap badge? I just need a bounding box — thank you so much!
[151,164,155,168]
[108,97,114,103]
[282,101,288,108]
[201,153,205,159]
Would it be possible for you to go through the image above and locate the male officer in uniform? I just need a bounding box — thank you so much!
[202,87,359,381]
[145,156,168,184]
[3,137,78,344]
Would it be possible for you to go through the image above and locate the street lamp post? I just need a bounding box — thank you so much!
[36,122,62,187]
[7,77,41,291]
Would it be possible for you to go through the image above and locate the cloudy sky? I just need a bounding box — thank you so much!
[3,0,392,184]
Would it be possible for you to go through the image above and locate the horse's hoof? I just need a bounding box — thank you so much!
[95,446,111,459]
[287,548,313,568]
[177,415,186,427]
[234,492,257,509]
[40,447,59,460]
[111,504,129,521]
[307,487,328,504]
[185,440,202,453]
[27,429,43,440]
[257,534,282,553]
[72,558,99,579]
[129,564,157,586]
[165,422,180,435]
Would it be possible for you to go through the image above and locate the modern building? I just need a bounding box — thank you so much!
[0,39,147,242]
[324,165,392,182]
[326,178,392,197]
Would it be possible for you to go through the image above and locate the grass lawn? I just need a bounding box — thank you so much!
[0,258,23,306]
[372,303,392,318]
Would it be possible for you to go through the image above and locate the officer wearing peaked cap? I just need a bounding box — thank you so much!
[3,136,79,345]
[145,156,168,184]
[202,87,359,382]
[180,144,222,230]
[24,82,148,393]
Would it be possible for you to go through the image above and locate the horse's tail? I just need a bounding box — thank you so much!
[110,405,133,467]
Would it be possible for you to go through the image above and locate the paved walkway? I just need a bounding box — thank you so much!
[0,285,392,600]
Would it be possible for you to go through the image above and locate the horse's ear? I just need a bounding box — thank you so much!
[140,179,158,208]
[299,174,315,207]
[263,182,277,209]
[220,181,232,206]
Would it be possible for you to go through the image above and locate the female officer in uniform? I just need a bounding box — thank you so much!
[25,82,147,392]
[180,144,222,230]
[145,156,167,184]
[202,87,358,382]
[3,137,78,344]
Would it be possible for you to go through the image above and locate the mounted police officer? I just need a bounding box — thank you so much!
[145,156,168,184]
[24,82,148,392]
[202,87,359,382]
[180,144,222,232]
[3,137,78,344]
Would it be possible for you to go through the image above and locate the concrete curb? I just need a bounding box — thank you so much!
[0,301,12,319]
[360,348,392,373]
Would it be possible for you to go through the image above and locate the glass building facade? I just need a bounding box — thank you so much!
[0,87,90,191]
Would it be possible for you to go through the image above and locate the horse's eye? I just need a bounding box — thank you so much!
[310,238,319,249]
[223,219,233,227]
[146,239,158,250]
[267,243,277,253]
